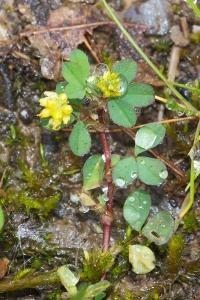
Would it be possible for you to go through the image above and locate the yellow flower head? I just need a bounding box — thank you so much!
[38,91,73,130]
[96,70,123,98]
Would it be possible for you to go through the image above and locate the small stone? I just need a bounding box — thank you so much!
[19,108,33,125]
[125,0,169,35]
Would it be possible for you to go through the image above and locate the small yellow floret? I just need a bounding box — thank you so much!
[38,92,73,130]
[96,70,122,98]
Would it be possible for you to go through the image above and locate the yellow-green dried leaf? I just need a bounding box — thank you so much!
[129,245,156,274]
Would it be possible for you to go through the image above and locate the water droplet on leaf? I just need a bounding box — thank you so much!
[159,170,168,179]
[131,171,137,179]
[118,74,128,95]
[115,178,126,188]
[102,154,106,162]
[94,63,109,78]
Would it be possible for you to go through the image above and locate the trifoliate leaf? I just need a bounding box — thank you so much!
[137,157,168,185]
[108,99,137,128]
[69,121,91,156]
[112,59,137,83]
[129,245,156,274]
[83,155,105,190]
[135,123,166,151]
[119,83,154,107]
[142,211,174,245]
[112,157,138,188]
[123,191,151,231]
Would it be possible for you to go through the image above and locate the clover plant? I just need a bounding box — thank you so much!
[38,49,174,275]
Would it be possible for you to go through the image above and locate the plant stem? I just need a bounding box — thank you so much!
[172,81,200,93]
[97,109,114,252]
[100,0,199,116]
[186,0,200,19]
[0,271,59,293]
[178,120,200,219]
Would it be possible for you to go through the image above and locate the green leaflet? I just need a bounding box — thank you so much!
[137,157,168,185]
[123,191,151,231]
[135,123,166,153]
[69,121,91,156]
[108,99,137,128]
[118,83,154,107]
[112,157,138,188]
[142,211,174,245]
[62,50,90,99]
[83,155,105,190]
[112,59,137,83]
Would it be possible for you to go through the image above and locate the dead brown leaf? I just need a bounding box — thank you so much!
[27,5,95,80]
[0,258,9,279]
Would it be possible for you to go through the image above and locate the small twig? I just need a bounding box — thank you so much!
[123,128,187,181]
[83,36,101,63]
[62,116,197,133]
[97,109,114,253]
[168,46,181,82]
[19,22,146,38]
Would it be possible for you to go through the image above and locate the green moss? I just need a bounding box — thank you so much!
[17,158,38,187]
[111,258,129,280]
[82,249,114,282]
[14,268,35,280]
[191,32,200,43]
[152,40,172,53]
[1,189,60,214]
[125,290,134,300]
[183,211,198,233]
[31,258,43,269]
[148,291,160,300]
[167,234,184,273]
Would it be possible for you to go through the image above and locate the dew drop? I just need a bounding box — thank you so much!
[115,178,126,188]
[159,170,168,179]
[131,171,137,179]
[140,160,145,165]
[129,196,135,203]
[118,75,128,95]
[102,154,106,162]
[79,205,90,213]
[94,63,109,78]
[102,186,108,193]
[87,75,96,84]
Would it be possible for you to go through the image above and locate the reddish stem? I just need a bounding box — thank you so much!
[98,109,114,252]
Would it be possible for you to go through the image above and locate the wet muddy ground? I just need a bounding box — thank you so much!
[0,0,200,299]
